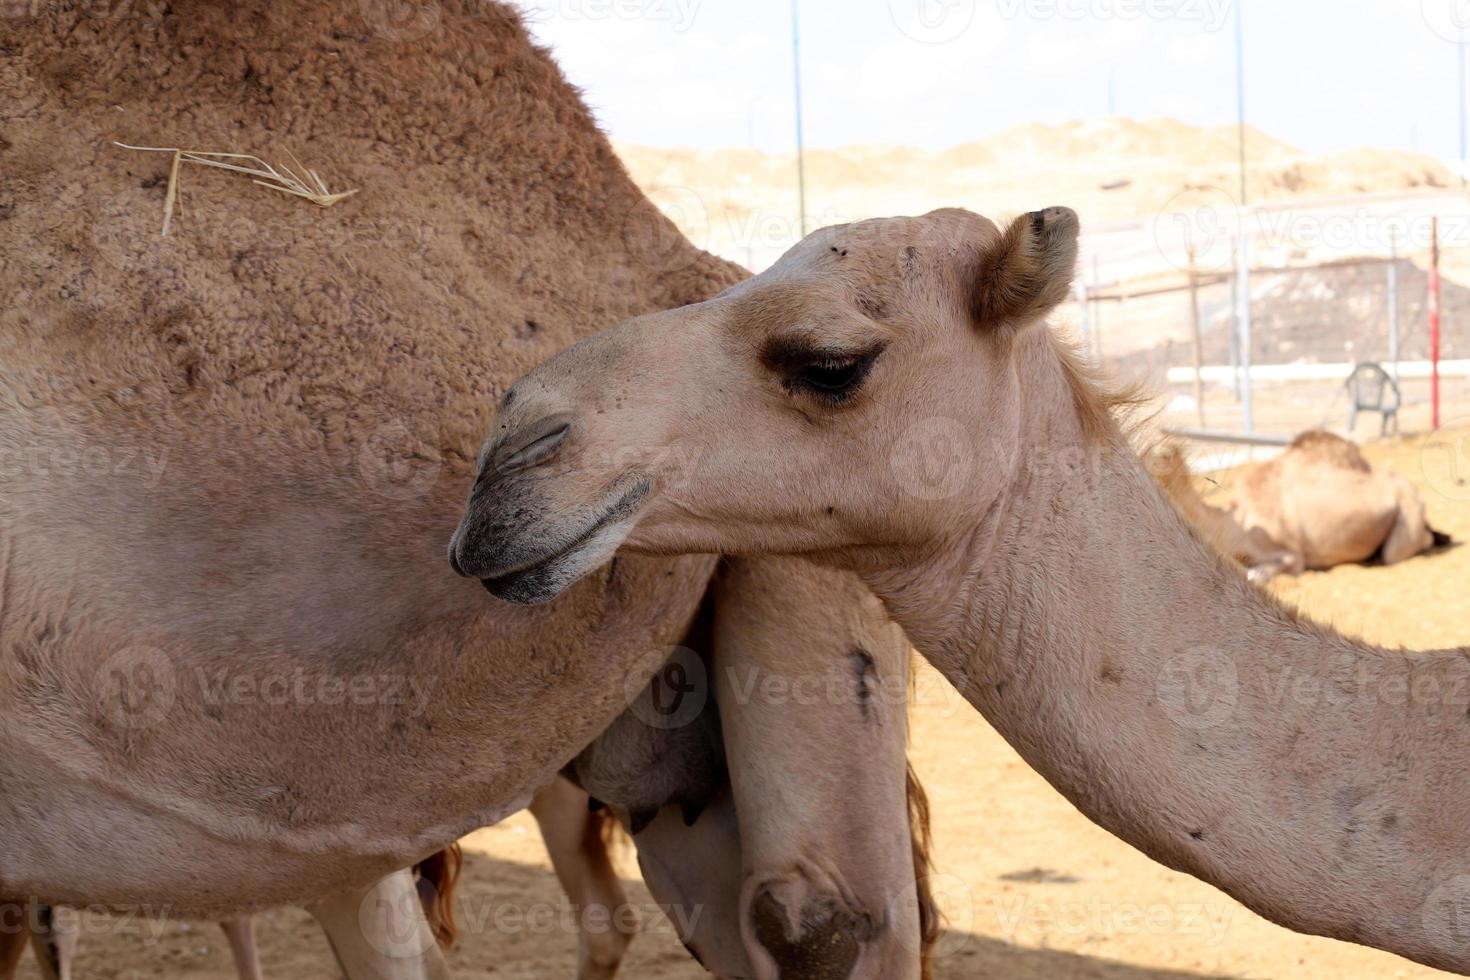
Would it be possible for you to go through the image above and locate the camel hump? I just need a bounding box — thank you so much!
[1288,430,1371,473]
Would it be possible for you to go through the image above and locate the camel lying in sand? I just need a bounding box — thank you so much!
[3,4,931,978]
[1154,432,1448,581]
[453,204,1470,976]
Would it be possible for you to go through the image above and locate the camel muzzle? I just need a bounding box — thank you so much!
[448,457,652,605]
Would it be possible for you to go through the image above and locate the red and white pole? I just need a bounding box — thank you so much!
[1430,217,1442,431]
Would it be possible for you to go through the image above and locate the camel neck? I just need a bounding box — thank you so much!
[864,335,1470,974]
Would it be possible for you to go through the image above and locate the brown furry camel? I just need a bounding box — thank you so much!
[1,3,931,977]
[1153,434,1448,581]
[453,205,1470,976]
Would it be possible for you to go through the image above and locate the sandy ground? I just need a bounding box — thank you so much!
[18,426,1470,980]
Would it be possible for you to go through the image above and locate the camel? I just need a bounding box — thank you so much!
[1152,434,1449,581]
[452,204,1470,976]
[2,3,931,976]
[1231,430,1450,572]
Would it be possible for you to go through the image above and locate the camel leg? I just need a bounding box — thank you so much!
[713,558,926,980]
[220,917,264,980]
[1246,549,1303,583]
[307,870,450,980]
[1380,476,1436,566]
[25,904,76,980]
[531,778,635,980]
[0,902,27,980]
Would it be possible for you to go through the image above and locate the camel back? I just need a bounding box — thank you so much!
[0,0,741,474]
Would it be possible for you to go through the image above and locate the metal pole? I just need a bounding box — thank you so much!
[1388,233,1400,384]
[790,0,808,237]
[1075,276,1092,360]
[1461,24,1468,190]
[1431,217,1443,430]
[1229,245,1241,401]
[1188,248,1206,427]
[1091,254,1103,363]
[1234,0,1248,206]
[1238,228,1254,434]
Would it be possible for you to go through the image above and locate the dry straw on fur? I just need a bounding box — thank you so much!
[114,143,359,235]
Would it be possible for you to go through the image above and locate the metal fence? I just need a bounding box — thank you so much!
[1070,194,1469,445]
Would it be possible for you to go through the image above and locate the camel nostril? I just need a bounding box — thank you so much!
[489,414,576,478]
[447,532,468,577]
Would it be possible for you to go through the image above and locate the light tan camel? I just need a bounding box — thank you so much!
[453,205,1470,976]
[1231,430,1449,572]
[2,3,930,977]
[1151,435,1449,581]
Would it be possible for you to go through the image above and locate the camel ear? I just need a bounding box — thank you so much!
[971,207,1079,331]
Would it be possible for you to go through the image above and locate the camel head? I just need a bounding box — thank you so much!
[449,206,1081,602]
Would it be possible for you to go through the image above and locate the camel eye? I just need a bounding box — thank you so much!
[760,337,886,406]
[787,348,882,404]
[798,360,863,393]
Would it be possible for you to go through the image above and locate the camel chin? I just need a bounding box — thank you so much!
[453,479,650,604]
[480,513,641,604]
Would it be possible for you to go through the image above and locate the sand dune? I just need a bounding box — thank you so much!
[615,118,1454,271]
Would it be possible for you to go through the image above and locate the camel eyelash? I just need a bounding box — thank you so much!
[761,339,887,405]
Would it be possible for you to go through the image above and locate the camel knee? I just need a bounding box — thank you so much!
[746,880,872,980]
[577,925,633,980]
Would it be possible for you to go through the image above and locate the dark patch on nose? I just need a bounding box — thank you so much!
[751,889,866,980]
[1188,829,1206,841]
[849,649,877,722]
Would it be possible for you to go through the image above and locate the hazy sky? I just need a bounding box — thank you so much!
[516,0,1468,163]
